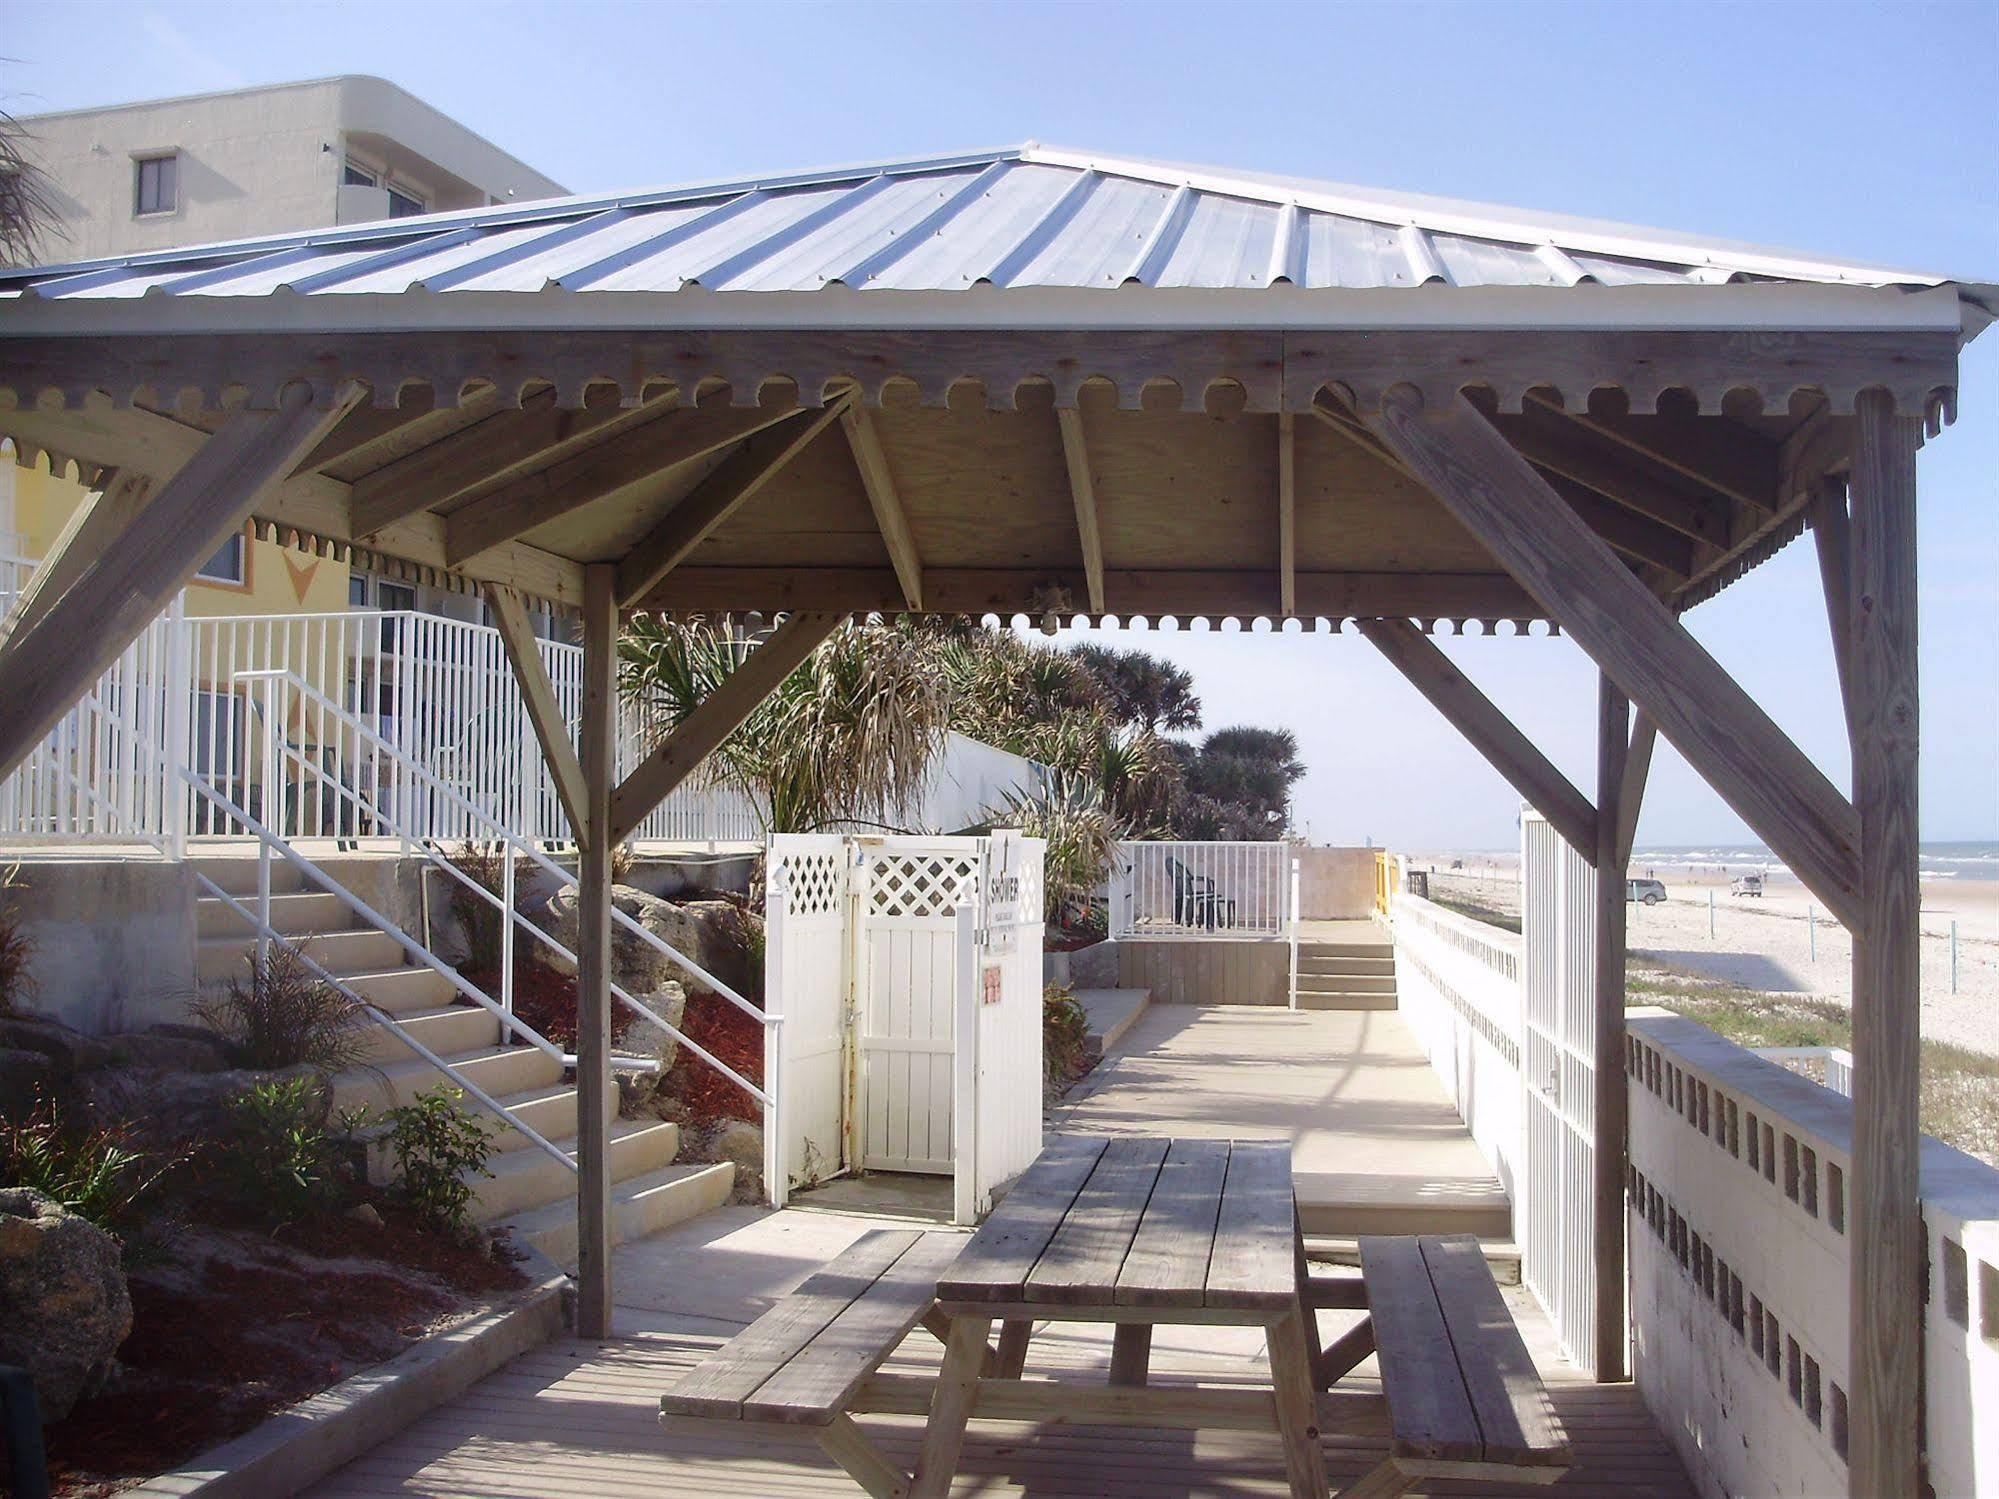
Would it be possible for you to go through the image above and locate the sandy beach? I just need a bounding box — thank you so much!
[1410,854,1999,1058]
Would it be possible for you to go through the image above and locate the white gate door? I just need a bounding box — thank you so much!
[1520,809,1600,1371]
[856,838,982,1174]
[954,832,1046,1221]
[765,836,854,1195]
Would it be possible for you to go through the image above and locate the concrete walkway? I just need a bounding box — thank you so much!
[1054,1005,1512,1238]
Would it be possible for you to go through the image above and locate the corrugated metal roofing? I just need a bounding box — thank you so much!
[0,143,1985,308]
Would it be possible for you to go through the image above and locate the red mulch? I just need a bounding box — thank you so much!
[42,1192,526,1498]
[662,994,766,1126]
[458,959,636,1052]
[1046,932,1107,953]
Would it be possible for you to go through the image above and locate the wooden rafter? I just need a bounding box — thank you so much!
[1523,393,1779,514]
[0,387,363,782]
[445,402,804,566]
[1364,390,1863,928]
[484,582,588,837]
[1809,480,1855,732]
[614,399,852,608]
[351,388,639,537]
[1356,618,1598,857]
[1540,473,1695,577]
[840,402,923,610]
[294,399,456,477]
[1495,404,1734,546]
[1056,406,1107,614]
[0,470,147,650]
[1277,412,1297,616]
[608,611,845,845]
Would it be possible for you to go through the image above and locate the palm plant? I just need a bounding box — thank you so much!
[986,781,1124,928]
[620,615,953,834]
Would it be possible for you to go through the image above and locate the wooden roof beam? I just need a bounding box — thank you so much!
[445,402,803,566]
[1540,472,1695,577]
[294,398,460,478]
[614,398,852,609]
[0,470,147,650]
[608,610,845,845]
[1056,406,1107,614]
[1278,412,1297,617]
[1365,389,1862,928]
[1494,404,1735,545]
[839,402,923,610]
[1357,618,1598,857]
[1522,392,1780,514]
[1615,712,1657,869]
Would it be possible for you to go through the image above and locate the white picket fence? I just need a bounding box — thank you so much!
[1109,839,1292,939]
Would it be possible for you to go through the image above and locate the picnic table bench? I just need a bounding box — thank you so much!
[659,1137,1569,1499]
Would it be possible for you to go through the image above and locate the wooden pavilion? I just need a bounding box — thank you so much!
[0,144,1989,1497]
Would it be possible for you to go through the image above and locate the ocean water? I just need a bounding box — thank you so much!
[1626,840,1999,882]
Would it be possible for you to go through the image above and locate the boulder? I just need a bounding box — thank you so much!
[0,1016,115,1076]
[703,1118,765,1204]
[0,1047,54,1121]
[614,981,688,1115]
[0,1187,133,1422]
[541,886,758,1001]
[75,1063,328,1148]
[97,1030,232,1074]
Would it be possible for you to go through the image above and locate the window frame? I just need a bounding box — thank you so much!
[132,151,180,218]
[193,527,250,590]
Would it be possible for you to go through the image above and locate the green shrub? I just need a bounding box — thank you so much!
[1043,981,1090,1084]
[222,1075,344,1227]
[1,1097,180,1243]
[385,1087,495,1233]
[193,942,371,1072]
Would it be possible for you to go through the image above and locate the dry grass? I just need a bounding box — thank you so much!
[1627,956,1999,1166]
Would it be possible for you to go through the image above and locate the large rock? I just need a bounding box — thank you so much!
[541,885,759,1001]
[614,980,688,1115]
[75,1063,328,1149]
[97,1030,232,1074]
[703,1118,765,1205]
[0,1047,55,1121]
[0,1016,115,1077]
[0,1188,133,1422]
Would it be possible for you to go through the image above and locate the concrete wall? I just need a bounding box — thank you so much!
[1118,938,1288,1006]
[1044,939,1119,992]
[21,75,564,263]
[1295,846,1377,919]
[6,855,196,1033]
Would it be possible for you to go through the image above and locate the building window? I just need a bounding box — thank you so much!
[386,184,426,218]
[196,530,245,585]
[343,159,377,189]
[134,153,179,216]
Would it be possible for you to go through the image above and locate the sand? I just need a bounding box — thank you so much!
[1410,857,1999,1058]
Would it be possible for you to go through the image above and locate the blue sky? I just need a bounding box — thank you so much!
[6,0,1994,848]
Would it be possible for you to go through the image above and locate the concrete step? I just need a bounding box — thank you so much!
[358,1003,503,1063]
[198,927,408,985]
[1304,1234,1522,1286]
[1297,941,1393,961]
[500,1161,736,1269]
[1297,955,1395,978]
[197,890,352,940]
[1296,971,1397,994]
[341,965,459,1015]
[1298,1190,1512,1241]
[1294,992,1398,1012]
[189,857,309,898]
[471,1119,682,1224]
[331,1044,567,1116]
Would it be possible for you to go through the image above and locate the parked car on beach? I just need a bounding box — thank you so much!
[1627,878,1667,905]
[1730,873,1766,898]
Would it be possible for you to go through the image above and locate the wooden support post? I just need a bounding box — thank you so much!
[1846,390,1922,1499]
[1810,480,1857,737]
[484,583,588,836]
[0,471,148,649]
[1593,674,1629,1382]
[1615,714,1657,870]
[1365,390,1862,929]
[574,563,618,1340]
[1278,412,1298,617]
[1355,618,1597,858]
[0,387,360,784]
[608,611,845,845]
[1057,405,1107,614]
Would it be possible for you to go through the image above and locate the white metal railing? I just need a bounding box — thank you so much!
[1752,1046,1855,1098]
[1109,839,1292,939]
[239,668,782,1196]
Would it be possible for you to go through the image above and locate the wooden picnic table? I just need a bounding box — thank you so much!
[917,1133,1332,1499]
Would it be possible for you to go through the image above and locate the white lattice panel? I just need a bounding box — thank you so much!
[774,847,846,918]
[868,851,980,919]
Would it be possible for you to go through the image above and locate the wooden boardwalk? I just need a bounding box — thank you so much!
[307,1202,1690,1499]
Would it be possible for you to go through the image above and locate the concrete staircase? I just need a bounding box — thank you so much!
[191,855,733,1267]
[1291,937,1398,1011]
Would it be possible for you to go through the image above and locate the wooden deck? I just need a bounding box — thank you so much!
[306,1203,1691,1499]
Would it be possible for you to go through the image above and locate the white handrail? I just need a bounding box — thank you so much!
[188,867,578,1172]
[239,670,774,1111]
